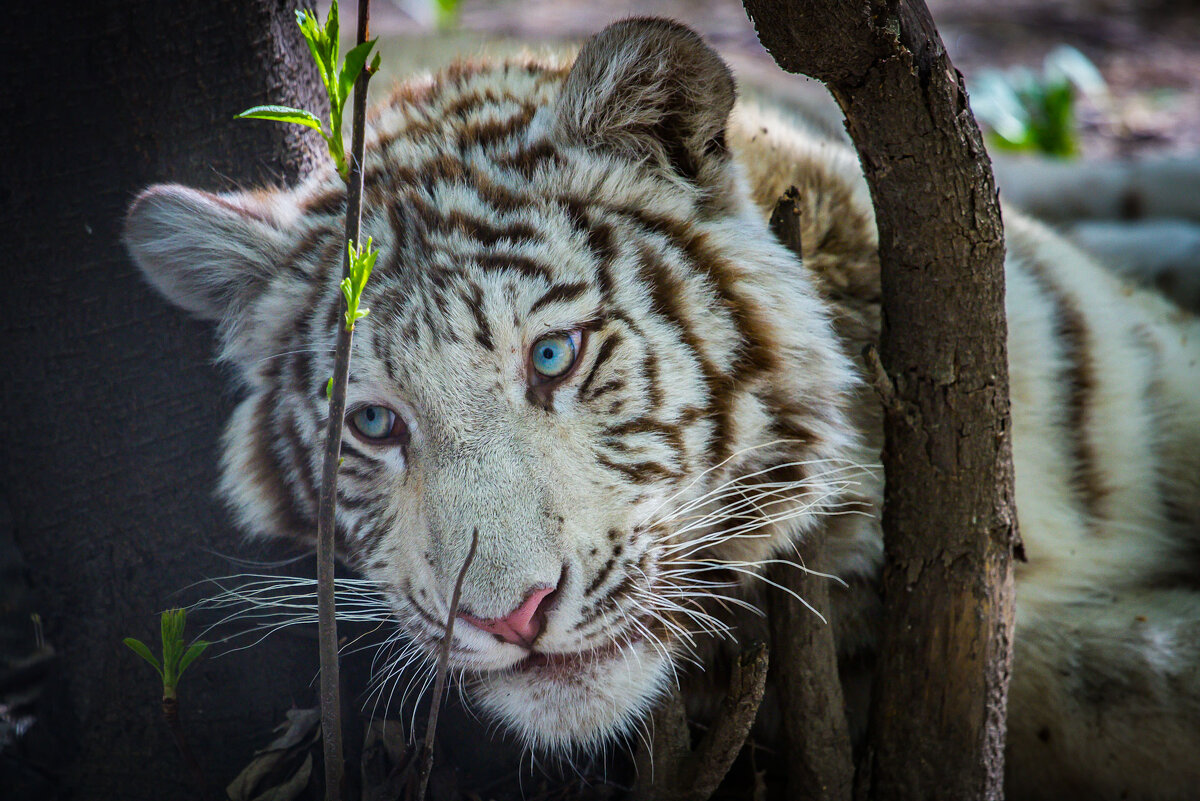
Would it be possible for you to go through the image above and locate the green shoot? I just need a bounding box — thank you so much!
[434,0,463,29]
[342,237,377,331]
[123,608,209,701]
[971,45,1107,159]
[326,376,334,400]
[235,0,378,182]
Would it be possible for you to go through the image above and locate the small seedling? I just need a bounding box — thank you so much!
[235,0,379,181]
[971,45,1107,158]
[342,237,377,331]
[124,608,210,787]
[123,607,209,702]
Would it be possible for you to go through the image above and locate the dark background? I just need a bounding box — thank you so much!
[2,3,329,797]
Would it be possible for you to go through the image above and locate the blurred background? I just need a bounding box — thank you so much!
[344,0,1200,158]
[333,0,1200,305]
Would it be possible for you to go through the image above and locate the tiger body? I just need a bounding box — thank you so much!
[124,19,1200,800]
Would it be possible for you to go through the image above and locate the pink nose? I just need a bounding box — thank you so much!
[460,585,557,646]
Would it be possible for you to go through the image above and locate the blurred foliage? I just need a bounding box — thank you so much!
[971,46,1108,158]
[434,0,462,29]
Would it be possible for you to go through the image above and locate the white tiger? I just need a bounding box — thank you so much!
[123,18,1200,800]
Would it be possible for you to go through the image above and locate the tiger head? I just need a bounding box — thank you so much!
[124,18,856,750]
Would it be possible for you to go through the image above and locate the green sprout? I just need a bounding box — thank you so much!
[434,0,463,29]
[235,0,379,181]
[342,237,377,331]
[971,45,1107,159]
[123,608,209,701]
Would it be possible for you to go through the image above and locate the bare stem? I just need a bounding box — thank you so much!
[316,2,373,800]
[162,694,209,799]
[415,528,479,801]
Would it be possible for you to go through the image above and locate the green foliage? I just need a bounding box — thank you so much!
[236,0,377,182]
[235,105,323,130]
[434,0,463,29]
[971,46,1107,159]
[342,237,377,331]
[123,608,209,700]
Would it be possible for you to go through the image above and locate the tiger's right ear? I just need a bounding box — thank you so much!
[123,184,290,321]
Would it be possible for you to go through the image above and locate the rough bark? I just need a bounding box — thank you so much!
[633,643,769,801]
[1,3,322,798]
[742,3,1019,801]
[767,191,855,801]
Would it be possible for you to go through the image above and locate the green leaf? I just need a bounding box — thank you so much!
[1045,45,1106,99]
[435,0,462,28]
[296,9,329,88]
[325,377,334,400]
[178,641,210,677]
[123,638,164,680]
[326,0,340,72]
[235,105,324,131]
[161,609,185,669]
[338,40,377,110]
[370,52,381,74]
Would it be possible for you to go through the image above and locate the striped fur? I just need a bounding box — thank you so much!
[125,18,1200,799]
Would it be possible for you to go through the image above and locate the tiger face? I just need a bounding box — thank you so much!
[124,18,857,750]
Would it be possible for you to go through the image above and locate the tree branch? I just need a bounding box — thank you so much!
[316,3,373,800]
[743,2,1019,800]
[767,191,856,801]
[633,642,768,801]
[415,527,479,801]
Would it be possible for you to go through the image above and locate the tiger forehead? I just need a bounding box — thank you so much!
[366,57,572,187]
[372,56,571,146]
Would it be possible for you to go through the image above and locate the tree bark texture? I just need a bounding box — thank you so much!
[767,191,855,801]
[742,3,1018,801]
[1,3,323,798]
[766,553,854,801]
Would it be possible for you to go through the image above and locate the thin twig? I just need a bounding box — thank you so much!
[415,528,479,801]
[316,3,373,800]
[162,695,210,799]
[860,344,899,413]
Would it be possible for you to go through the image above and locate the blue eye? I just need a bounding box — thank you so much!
[349,405,401,441]
[531,333,577,378]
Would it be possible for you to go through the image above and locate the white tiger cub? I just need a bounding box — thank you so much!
[123,18,1200,800]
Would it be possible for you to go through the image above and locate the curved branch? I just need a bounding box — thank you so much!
[743,2,1020,800]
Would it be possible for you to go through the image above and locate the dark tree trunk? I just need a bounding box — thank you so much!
[742,2,1019,800]
[767,191,854,801]
[1,3,323,798]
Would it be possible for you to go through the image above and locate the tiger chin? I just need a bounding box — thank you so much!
[124,15,1200,800]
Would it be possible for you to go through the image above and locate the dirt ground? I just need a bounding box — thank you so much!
[353,0,1200,159]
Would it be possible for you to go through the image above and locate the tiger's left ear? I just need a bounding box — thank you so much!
[554,17,736,190]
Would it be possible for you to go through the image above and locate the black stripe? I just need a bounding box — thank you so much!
[530,281,589,315]
[1019,254,1107,522]
[578,331,622,398]
[474,252,552,282]
[462,283,494,351]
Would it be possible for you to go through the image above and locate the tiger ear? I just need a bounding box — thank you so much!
[123,184,289,322]
[554,17,736,188]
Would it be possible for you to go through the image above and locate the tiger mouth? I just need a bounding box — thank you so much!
[511,632,645,678]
